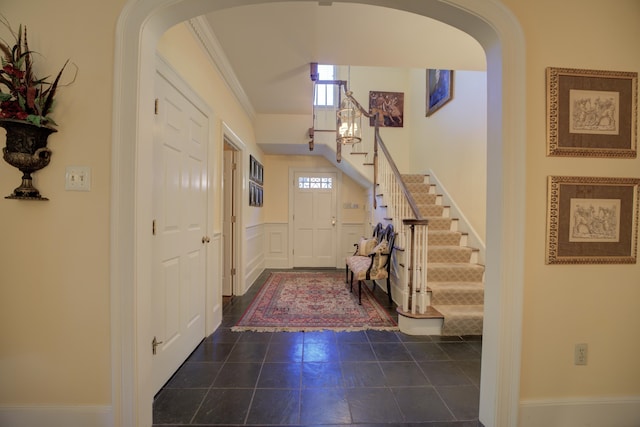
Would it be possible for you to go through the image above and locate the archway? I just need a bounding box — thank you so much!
[111,1,526,426]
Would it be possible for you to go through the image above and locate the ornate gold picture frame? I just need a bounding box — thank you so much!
[546,67,637,158]
[546,176,639,264]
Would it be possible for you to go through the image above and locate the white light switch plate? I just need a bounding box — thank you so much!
[65,166,91,191]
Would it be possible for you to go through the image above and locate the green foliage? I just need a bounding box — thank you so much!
[0,15,75,127]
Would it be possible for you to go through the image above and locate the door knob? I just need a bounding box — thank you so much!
[202,236,210,244]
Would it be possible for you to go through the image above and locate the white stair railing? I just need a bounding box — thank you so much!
[342,89,429,315]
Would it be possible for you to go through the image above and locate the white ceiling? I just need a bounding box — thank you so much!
[204,2,485,115]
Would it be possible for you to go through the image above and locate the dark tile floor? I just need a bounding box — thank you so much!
[153,269,482,426]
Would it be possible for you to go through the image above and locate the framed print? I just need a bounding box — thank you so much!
[369,91,404,127]
[546,67,637,158]
[249,181,256,206]
[546,176,639,264]
[249,155,264,184]
[426,69,453,117]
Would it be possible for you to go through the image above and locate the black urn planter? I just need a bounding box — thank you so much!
[0,119,56,200]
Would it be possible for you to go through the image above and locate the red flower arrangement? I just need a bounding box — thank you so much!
[0,15,75,127]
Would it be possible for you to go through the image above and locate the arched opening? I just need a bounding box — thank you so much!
[111,1,526,426]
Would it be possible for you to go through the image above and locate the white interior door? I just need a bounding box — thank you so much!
[222,144,236,296]
[152,70,208,394]
[293,172,337,267]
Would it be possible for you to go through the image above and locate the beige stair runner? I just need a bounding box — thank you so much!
[402,174,484,336]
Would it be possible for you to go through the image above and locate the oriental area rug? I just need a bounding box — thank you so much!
[232,271,398,332]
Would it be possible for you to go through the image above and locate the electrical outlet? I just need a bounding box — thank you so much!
[574,343,588,365]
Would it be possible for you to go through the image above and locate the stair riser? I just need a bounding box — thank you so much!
[427,266,485,282]
[428,232,463,246]
[428,248,472,263]
[418,205,445,217]
[431,293,484,305]
[402,175,430,185]
[410,192,439,205]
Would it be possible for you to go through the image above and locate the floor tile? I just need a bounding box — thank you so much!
[341,361,386,387]
[302,362,344,388]
[153,269,481,426]
[191,388,254,425]
[438,342,481,361]
[303,341,340,362]
[456,359,482,386]
[300,388,351,425]
[392,386,455,422]
[371,342,413,361]
[213,362,261,387]
[165,362,222,388]
[258,362,302,388]
[379,361,430,387]
[366,329,400,342]
[187,341,234,362]
[419,361,472,386]
[226,341,269,362]
[153,388,207,424]
[335,330,369,343]
[266,341,303,362]
[246,388,300,425]
[437,385,480,420]
[339,342,376,361]
[404,342,451,361]
[346,387,403,423]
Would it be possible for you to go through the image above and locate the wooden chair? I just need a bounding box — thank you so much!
[346,224,396,305]
[345,222,384,284]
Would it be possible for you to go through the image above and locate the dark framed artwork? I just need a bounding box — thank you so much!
[546,176,639,264]
[546,67,638,158]
[249,155,264,185]
[426,69,453,117]
[368,91,404,127]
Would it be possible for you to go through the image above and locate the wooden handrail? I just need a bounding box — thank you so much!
[343,91,423,219]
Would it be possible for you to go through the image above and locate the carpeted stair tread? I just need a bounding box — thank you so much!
[408,191,438,205]
[428,282,484,305]
[417,204,445,217]
[431,304,484,336]
[423,217,453,231]
[427,263,485,282]
[428,246,472,263]
[401,174,429,184]
[428,230,463,246]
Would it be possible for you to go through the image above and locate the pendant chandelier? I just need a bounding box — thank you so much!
[309,63,368,161]
[336,89,362,145]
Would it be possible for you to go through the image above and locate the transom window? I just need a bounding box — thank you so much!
[298,176,333,189]
[314,64,336,107]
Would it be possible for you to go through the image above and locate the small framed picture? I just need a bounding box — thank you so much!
[426,69,453,117]
[369,91,404,127]
[546,176,640,264]
[546,67,637,158]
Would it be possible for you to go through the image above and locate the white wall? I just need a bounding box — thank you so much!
[407,69,487,241]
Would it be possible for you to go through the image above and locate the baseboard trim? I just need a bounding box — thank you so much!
[0,406,113,427]
[519,396,640,427]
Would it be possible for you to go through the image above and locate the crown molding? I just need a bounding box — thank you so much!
[186,16,256,121]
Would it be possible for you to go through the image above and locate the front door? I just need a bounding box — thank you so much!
[151,70,208,394]
[293,172,337,267]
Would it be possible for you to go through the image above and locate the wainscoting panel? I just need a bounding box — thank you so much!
[207,233,223,335]
[341,223,367,264]
[244,224,265,292]
[264,223,289,268]
[519,396,640,427]
[0,406,113,427]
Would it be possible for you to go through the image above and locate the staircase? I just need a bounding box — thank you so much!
[326,88,484,336]
[400,174,484,336]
